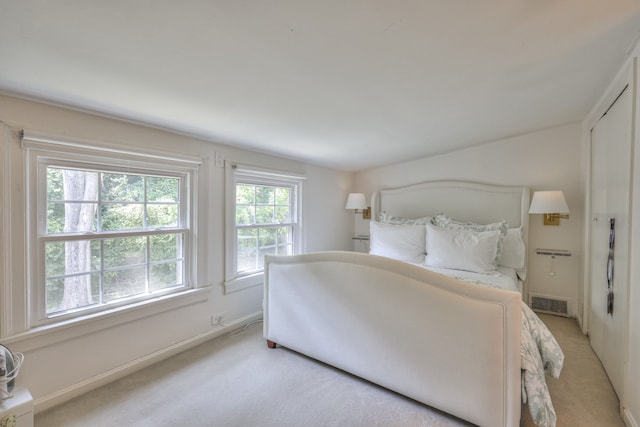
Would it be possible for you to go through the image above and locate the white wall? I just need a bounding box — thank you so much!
[0,95,353,411]
[355,123,585,318]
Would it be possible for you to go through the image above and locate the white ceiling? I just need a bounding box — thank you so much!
[1,1,640,171]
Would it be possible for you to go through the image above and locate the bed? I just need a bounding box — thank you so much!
[263,181,564,427]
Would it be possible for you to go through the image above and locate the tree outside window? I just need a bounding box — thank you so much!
[235,183,294,274]
[44,166,185,317]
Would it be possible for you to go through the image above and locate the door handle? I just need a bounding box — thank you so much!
[607,217,615,316]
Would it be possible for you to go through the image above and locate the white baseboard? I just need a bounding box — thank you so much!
[33,311,263,413]
[624,408,639,427]
[574,311,585,334]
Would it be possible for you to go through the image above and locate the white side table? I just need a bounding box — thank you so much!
[0,388,33,427]
[352,236,370,253]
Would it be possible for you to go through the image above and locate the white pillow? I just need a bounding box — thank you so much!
[369,221,426,264]
[379,211,433,226]
[498,227,526,270]
[425,224,500,274]
[432,213,508,263]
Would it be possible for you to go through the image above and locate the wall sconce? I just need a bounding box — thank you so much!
[528,190,570,226]
[345,193,371,219]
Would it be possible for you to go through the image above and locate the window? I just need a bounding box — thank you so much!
[24,135,200,325]
[235,183,293,273]
[226,165,304,292]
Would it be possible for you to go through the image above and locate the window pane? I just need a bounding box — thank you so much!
[238,248,258,273]
[46,167,65,200]
[45,241,66,277]
[236,184,255,204]
[236,205,255,225]
[46,273,100,314]
[275,187,290,205]
[46,202,66,233]
[47,202,99,233]
[259,228,277,247]
[45,277,64,314]
[255,206,274,224]
[101,173,144,202]
[102,203,144,230]
[147,204,178,227]
[238,228,259,272]
[104,267,146,302]
[238,228,258,250]
[275,206,290,223]
[46,167,100,235]
[255,186,273,204]
[53,168,100,202]
[277,226,292,245]
[103,236,146,268]
[147,177,179,202]
[149,234,180,262]
[150,262,181,291]
[258,247,277,269]
[45,240,101,277]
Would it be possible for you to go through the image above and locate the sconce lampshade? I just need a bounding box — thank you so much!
[345,193,367,210]
[528,191,570,214]
[529,190,570,226]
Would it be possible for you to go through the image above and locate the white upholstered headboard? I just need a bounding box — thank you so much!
[372,180,530,248]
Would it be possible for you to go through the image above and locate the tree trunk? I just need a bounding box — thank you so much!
[61,170,98,311]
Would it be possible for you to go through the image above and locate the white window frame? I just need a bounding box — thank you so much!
[224,163,305,293]
[23,132,202,327]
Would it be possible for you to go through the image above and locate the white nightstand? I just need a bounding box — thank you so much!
[0,388,33,427]
[352,236,370,253]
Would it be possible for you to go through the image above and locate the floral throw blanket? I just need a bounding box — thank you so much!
[520,301,564,427]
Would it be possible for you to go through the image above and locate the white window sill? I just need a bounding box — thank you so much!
[224,272,264,294]
[4,287,211,352]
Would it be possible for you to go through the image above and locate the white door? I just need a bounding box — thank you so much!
[589,86,632,397]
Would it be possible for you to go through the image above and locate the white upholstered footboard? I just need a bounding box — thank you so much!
[264,251,522,427]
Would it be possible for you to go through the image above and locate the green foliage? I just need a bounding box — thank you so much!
[147,176,179,202]
[150,234,179,261]
[235,183,291,226]
[47,168,66,233]
[150,262,179,290]
[234,182,294,274]
[103,268,146,302]
[102,203,144,230]
[44,166,184,315]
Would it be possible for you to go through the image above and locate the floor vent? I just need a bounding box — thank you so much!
[529,294,569,317]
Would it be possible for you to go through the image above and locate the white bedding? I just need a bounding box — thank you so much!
[419,264,564,427]
[425,265,521,292]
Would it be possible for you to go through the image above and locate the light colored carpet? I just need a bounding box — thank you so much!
[36,314,623,427]
[521,314,624,427]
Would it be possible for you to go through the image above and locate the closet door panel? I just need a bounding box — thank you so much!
[589,119,608,361]
[589,86,632,397]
